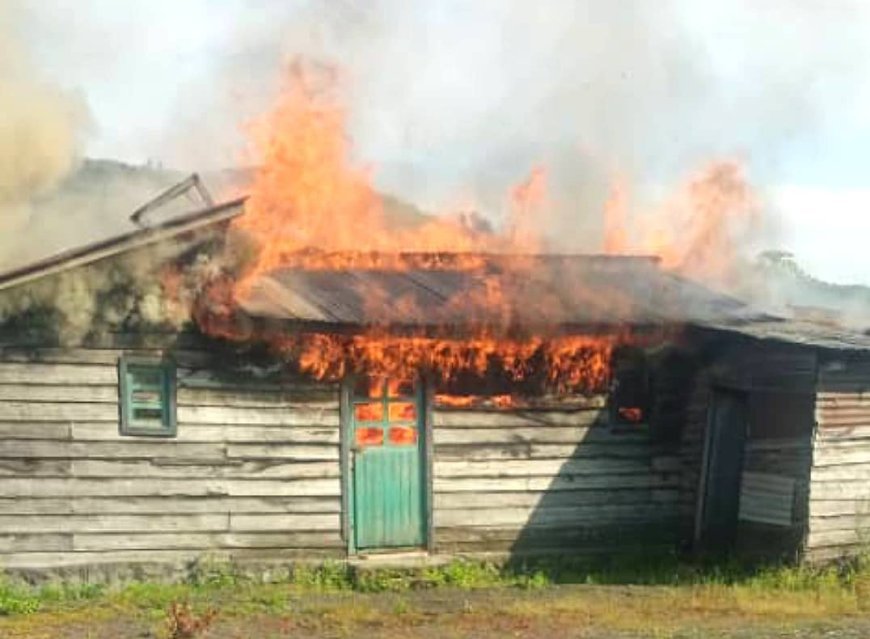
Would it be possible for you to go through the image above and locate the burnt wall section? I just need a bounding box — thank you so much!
[807,356,870,563]
[0,338,343,580]
[431,398,681,556]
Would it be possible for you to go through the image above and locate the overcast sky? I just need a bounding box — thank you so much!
[10,0,870,285]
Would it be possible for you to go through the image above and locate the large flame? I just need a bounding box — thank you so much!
[603,161,760,291]
[232,60,544,284]
[274,331,619,394]
[190,59,650,395]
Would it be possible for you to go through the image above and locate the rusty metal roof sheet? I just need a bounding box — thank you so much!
[238,255,760,328]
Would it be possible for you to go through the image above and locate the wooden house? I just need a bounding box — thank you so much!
[0,198,869,581]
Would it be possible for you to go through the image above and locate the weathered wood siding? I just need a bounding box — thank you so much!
[807,358,870,562]
[680,334,817,556]
[431,398,681,555]
[731,390,814,560]
[0,345,344,574]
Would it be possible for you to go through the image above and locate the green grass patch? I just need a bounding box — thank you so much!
[0,553,869,620]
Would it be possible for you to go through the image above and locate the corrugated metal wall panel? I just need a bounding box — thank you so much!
[807,355,870,562]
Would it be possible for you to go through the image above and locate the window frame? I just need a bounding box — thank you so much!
[118,355,178,438]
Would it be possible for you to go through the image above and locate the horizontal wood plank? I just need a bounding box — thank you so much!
[435,503,676,528]
[0,440,227,459]
[72,532,343,551]
[0,496,341,515]
[434,426,646,445]
[229,513,339,532]
[70,423,339,445]
[434,458,653,478]
[435,474,678,493]
[177,405,339,427]
[69,459,340,480]
[0,401,117,422]
[0,363,117,385]
[0,548,344,570]
[0,534,72,553]
[433,408,606,428]
[434,489,679,510]
[226,444,339,461]
[0,478,341,498]
[0,514,229,534]
[434,442,654,462]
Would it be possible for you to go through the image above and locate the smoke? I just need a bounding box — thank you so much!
[0,1,90,243]
[4,0,870,334]
[15,1,869,247]
[104,0,865,291]
[0,230,233,344]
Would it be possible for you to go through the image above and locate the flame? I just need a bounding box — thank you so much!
[232,59,545,284]
[266,330,620,395]
[603,161,759,290]
[617,407,644,423]
[191,58,648,395]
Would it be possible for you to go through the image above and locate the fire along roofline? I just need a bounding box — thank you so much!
[0,197,247,294]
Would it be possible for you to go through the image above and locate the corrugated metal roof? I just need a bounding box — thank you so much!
[702,320,870,353]
[238,255,760,328]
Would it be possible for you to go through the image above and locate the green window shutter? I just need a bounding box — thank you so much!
[118,356,177,437]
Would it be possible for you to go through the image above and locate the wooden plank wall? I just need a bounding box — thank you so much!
[678,337,817,555]
[806,358,870,562]
[431,398,681,555]
[0,345,344,575]
[735,437,810,560]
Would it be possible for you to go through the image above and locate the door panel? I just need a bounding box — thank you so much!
[701,390,748,549]
[350,378,426,550]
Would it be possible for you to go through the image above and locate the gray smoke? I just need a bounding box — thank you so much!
[5,1,870,333]
[126,0,866,252]
[0,0,90,247]
[13,1,870,249]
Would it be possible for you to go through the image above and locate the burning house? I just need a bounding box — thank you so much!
[0,64,869,581]
[0,179,869,581]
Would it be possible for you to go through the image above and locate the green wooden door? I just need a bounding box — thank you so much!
[350,378,426,550]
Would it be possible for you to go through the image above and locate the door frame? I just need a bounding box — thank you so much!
[340,376,434,556]
[694,387,749,548]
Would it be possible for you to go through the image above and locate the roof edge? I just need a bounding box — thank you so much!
[0,197,247,293]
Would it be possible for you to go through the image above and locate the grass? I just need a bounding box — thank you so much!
[0,555,869,637]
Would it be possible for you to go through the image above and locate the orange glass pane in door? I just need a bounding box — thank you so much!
[355,427,384,447]
[388,426,417,445]
[354,403,384,422]
[388,402,416,422]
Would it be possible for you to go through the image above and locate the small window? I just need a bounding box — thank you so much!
[119,356,177,437]
[610,347,649,426]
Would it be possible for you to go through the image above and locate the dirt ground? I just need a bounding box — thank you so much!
[3,584,870,639]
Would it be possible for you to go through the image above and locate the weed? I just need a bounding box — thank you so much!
[291,562,352,591]
[0,587,40,616]
[39,582,105,603]
[164,601,217,639]
[392,598,410,615]
[187,557,240,589]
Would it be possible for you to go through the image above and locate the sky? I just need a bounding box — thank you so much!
[7,0,870,285]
